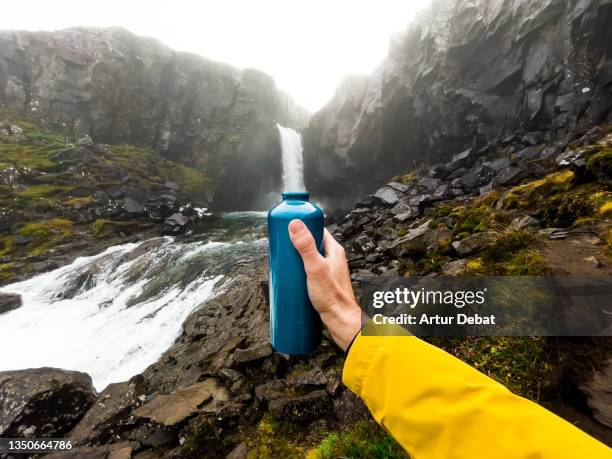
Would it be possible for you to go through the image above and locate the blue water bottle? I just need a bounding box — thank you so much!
[268,191,324,355]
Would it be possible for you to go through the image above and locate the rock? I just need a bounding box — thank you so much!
[387,181,410,193]
[69,379,147,444]
[483,158,511,171]
[233,343,273,364]
[442,259,469,276]
[352,234,376,253]
[163,213,191,234]
[581,358,612,428]
[459,164,495,190]
[583,256,604,269]
[555,149,587,169]
[132,380,225,427]
[0,292,22,314]
[302,0,612,205]
[516,146,542,161]
[226,442,248,459]
[508,215,540,231]
[0,368,96,438]
[416,176,440,190]
[387,220,432,249]
[493,167,525,186]
[268,390,329,423]
[372,187,401,207]
[122,197,144,214]
[451,232,499,256]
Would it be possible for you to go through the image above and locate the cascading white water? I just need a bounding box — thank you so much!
[0,214,268,391]
[277,123,306,191]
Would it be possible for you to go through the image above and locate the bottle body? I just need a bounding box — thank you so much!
[268,192,323,355]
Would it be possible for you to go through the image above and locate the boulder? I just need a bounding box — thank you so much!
[0,292,22,314]
[163,213,191,234]
[451,232,499,256]
[133,380,227,426]
[0,368,96,438]
[69,378,147,444]
[387,182,410,193]
[372,187,402,207]
[493,167,525,186]
[122,197,144,215]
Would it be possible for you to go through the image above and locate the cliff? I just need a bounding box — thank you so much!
[303,0,612,206]
[0,27,309,209]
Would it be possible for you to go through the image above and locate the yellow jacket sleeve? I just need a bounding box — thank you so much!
[342,329,611,458]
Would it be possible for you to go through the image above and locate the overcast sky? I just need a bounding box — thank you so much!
[1,0,431,112]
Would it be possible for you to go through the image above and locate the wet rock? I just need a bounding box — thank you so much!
[372,187,401,207]
[0,368,96,438]
[133,380,226,426]
[459,164,495,190]
[451,232,499,256]
[386,220,432,249]
[69,378,148,444]
[163,213,191,234]
[355,195,377,208]
[0,292,22,314]
[233,343,273,364]
[268,390,330,423]
[442,259,469,276]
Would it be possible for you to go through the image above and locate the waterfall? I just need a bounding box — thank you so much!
[277,124,306,191]
[0,214,268,391]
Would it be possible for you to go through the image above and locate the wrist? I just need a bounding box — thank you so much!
[321,298,363,352]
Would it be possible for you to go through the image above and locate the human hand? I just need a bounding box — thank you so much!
[288,219,363,351]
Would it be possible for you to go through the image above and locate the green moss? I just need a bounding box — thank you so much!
[246,415,308,459]
[0,236,15,257]
[607,229,612,256]
[502,170,575,210]
[0,263,14,283]
[585,144,612,178]
[16,219,77,257]
[430,336,547,399]
[63,196,95,207]
[17,184,74,199]
[483,231,535,264]
[447,204,501,236]
[397,227,407,237]
[90,219,144,237]
[390,172,416,185]
[502,249,548,276]
[308,420,407,459]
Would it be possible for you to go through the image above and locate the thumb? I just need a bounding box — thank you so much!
[288,219,325,274]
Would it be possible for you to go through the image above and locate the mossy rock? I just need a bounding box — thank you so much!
[585,142,612,180]
[90,219,149,237]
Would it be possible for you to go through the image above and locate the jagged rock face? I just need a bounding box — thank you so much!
[0,27,309,209]
[303,0,612,206]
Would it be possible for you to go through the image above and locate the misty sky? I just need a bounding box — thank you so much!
[1,0,431,112]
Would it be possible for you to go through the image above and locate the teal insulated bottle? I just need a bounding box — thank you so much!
[268,192,323,355]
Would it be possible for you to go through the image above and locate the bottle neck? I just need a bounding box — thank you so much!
[282,191,309,201]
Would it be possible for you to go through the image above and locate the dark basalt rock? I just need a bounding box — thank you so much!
[303,0,612,206]
[0,292,22,314]
[0,368,96,438]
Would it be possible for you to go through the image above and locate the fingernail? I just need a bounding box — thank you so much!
[288,219,306,236]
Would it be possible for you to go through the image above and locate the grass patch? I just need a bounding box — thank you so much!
[16,219,77,257]
[446,204,503,237]
[17,184,74,199]
[90,219,143,237]
[585,143,612,178]
[63,196,96,207]
[430,336,547,399]
[390,172,416,185]
[307,419,407,459]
